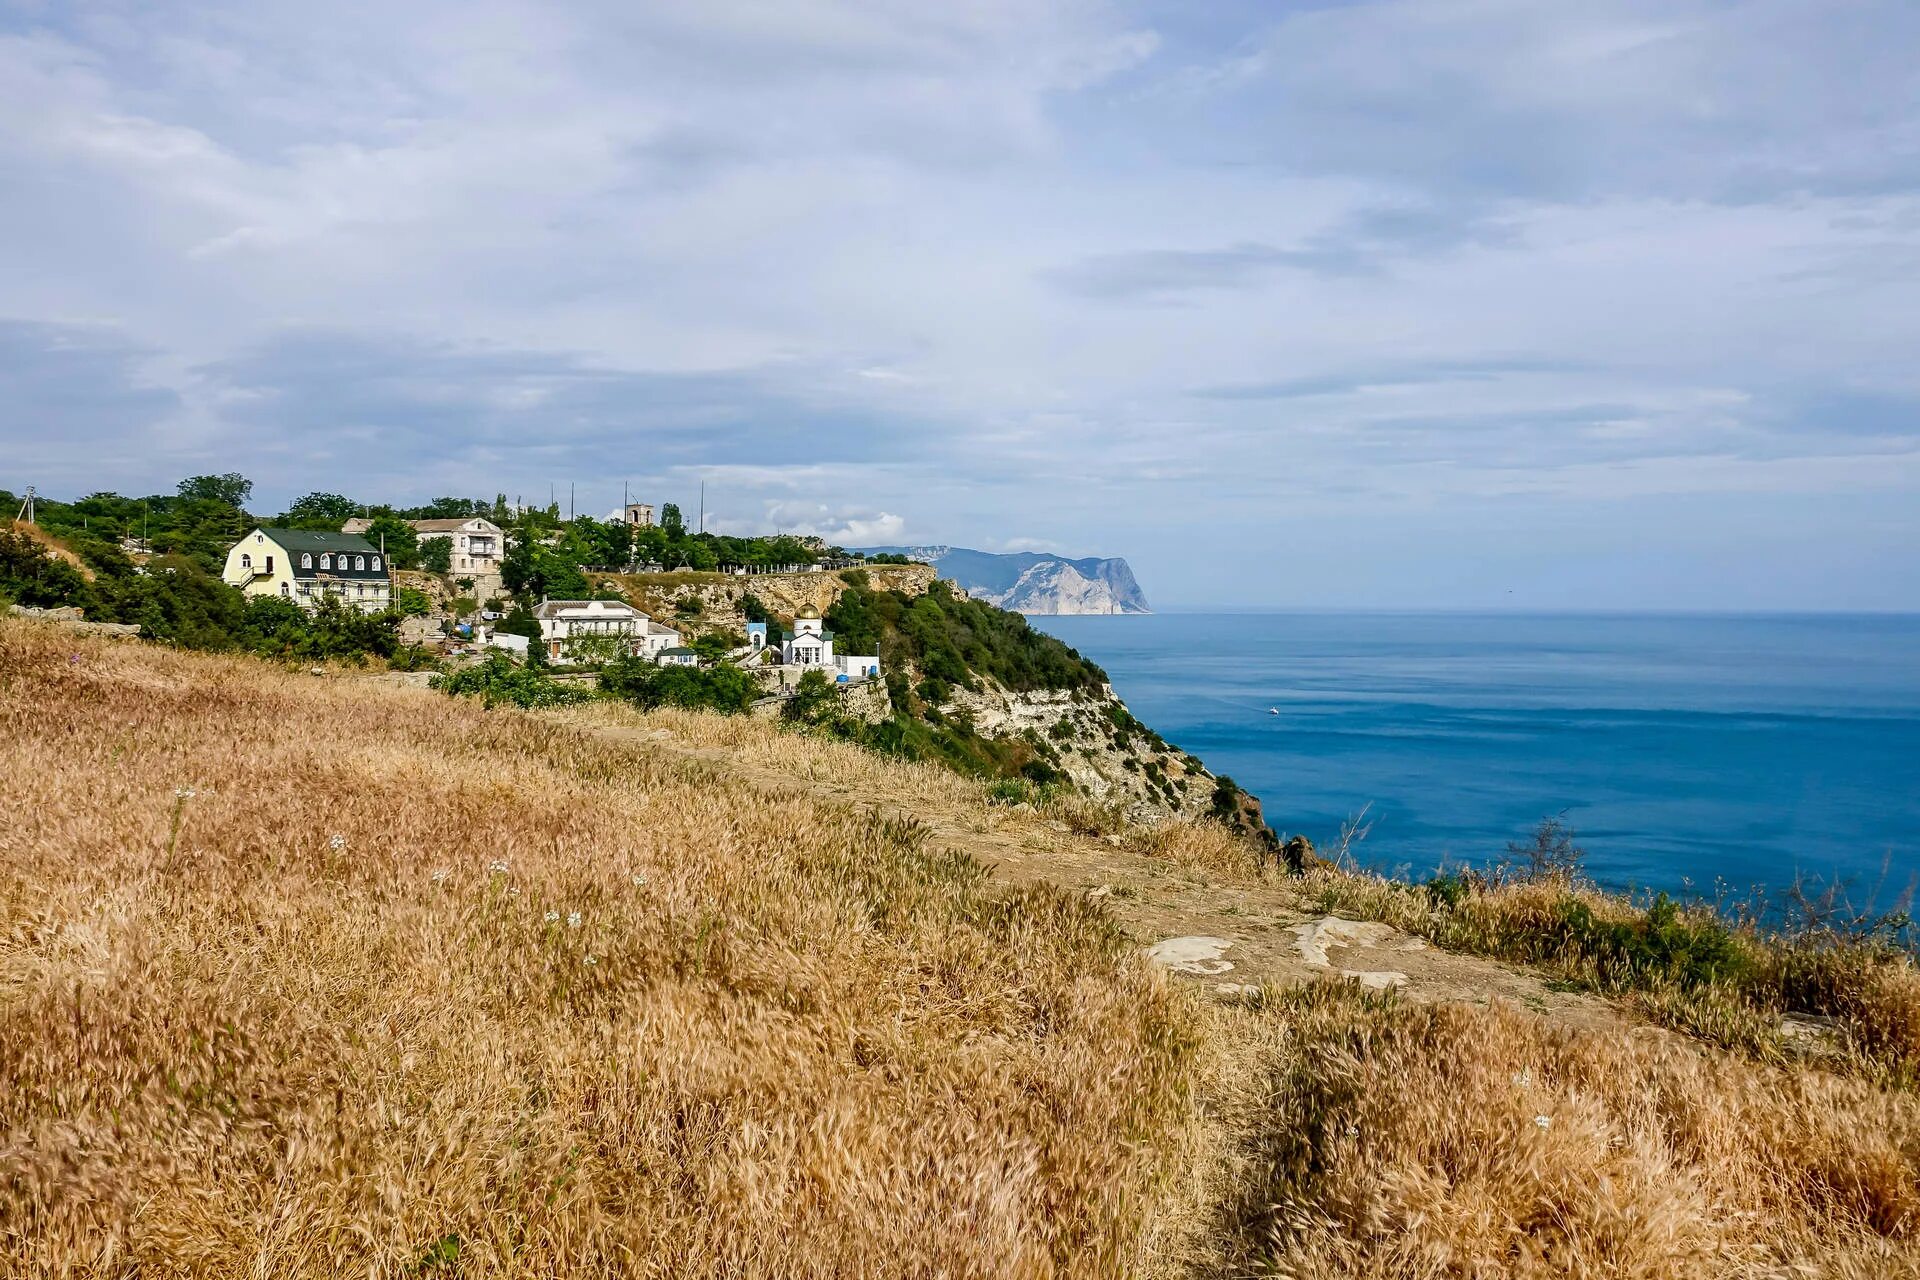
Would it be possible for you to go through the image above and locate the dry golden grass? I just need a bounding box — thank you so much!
[0,620,1200,1276]
[9,617,1920,1279]
[1217,984,1920,1278]
[1301,866,1920,1084]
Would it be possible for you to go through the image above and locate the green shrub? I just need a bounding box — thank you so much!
[432,651,592,708]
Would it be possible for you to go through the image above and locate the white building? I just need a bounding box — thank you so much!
[343,516,504,576]
[534,598,680,665]
[222,528,392,614]
[781,609,833,667]
[656,646,699,667]
[836,653,881,681]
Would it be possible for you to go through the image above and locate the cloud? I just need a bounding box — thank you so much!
[1193,358,1580,400]
[715,500,906,545]
[2,1,1918,606]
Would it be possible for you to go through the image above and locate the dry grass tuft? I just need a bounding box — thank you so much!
[1221,983,1920,1278]
[0,620,1200,1276]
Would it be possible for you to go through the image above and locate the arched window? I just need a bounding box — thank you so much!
[354,555,366,570]
[319,554,331,570]
[279,583,290,597]
[370,556,382,571]
[300,553,312,569]
[240,553,252,569]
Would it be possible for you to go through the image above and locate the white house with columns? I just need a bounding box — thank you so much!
[534,598,681,665]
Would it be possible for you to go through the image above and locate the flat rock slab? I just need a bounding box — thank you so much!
[1293,916,1428,989]
[1146,935,1235,976]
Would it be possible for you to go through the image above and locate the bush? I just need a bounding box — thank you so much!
[431,651,593,709]
[601,655,757,714]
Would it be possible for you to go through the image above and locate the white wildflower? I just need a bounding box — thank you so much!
[567,911,582,929]
[328,834,347,851]
[173,787,196,800]
[584,955,597,966]
[507,885,520,896]
[1344,1125,1359,1138]
[488,859,510,875]
[430,869,449,884]
[630,873,648,887]
[1512,1070,1531,1088]
[1534,1115,1551,1130]
[544,910,560,924]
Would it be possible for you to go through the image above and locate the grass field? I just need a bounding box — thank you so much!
[4,617,1919,1277]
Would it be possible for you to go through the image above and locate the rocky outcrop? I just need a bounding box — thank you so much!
[602,564,934,636]
[856,546,1149,615]
[935,678,1266,838]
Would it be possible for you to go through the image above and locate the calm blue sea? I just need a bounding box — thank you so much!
[1031,613,1920,898]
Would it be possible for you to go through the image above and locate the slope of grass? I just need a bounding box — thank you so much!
[6,616,1920,1278]
[0,619,1199,1276]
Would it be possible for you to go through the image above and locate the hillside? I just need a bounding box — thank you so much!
[810,576,1271,839]
[861,545,1151,615]
[7,614,1920,1277]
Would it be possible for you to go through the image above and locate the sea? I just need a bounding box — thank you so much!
[1031,612,1920,901]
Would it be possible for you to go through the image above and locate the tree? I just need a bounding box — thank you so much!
[366,512,421,569]
[0,528,92,609]
[176,474,253,508]
[659,502,685,539]
[281,492,361,529]
[783,668,839,724]
[418,536,453,575]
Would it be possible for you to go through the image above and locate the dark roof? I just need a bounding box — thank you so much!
[259,527,380,555]
[253,527,388,580]
[658,646,696,657]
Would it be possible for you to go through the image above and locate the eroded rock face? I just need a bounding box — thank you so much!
[937,680,1242,826]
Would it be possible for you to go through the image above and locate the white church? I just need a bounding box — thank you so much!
[748,609,881,682]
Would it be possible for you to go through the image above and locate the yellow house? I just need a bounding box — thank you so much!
[222,527,393,614]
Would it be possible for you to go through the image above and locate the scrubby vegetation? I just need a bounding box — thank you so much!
[1,526,402,661]
[826,578,1107,695]
[1304,818,1920,1085]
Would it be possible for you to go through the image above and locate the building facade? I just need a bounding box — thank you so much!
[341,516,505,576]
[624,502,655,528]
[222,528,392,613]
[534,598,681,664]
[412,518,504,575]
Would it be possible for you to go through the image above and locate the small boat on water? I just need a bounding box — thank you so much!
[1268,706,1280,715]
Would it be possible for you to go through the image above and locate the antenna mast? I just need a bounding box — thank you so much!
[15,486,35,524]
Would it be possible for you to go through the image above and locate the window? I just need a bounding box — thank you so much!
[280,583,290,597]
[301,553,312,569]
[240,553,252,569]
[370,556,381,571]
[320,554,331,570]
[354,556,366,570]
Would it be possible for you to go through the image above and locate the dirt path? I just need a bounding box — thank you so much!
[590,718,1622,1030]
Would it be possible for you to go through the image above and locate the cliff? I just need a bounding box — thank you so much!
[600,563,936,635]
[801,577,1273,844]
[858,546,1150,615]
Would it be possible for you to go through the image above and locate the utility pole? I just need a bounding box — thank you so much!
[15,486,35,524]
[699,480,705,535]
[569,482,575,522]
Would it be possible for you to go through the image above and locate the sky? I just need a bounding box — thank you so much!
[2,0,1918,610]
